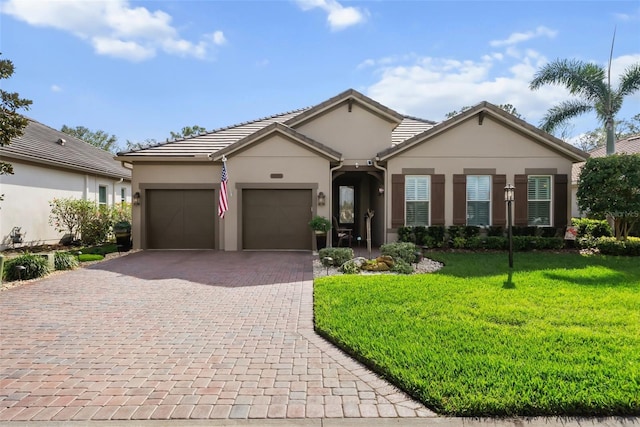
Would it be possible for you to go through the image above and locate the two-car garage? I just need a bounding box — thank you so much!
[145,188,312,250]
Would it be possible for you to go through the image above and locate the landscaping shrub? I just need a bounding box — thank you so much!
[512,226,537,236]
[485,236,508,250]
[3,254,50,281]
[540,227,559,238]
[340,259,360,274]
[54,251,79,270]
[595,236,640,256]
[464,226,481,238]
[447,226,465,239]
[397,226,414,243]
[571,218,613,238]
[487,226,504,237]
[381,242,419,264]
[465,236,484,250]
[390,258,413,274]
[513,236,564,251]
[318,247,354,266]
[427,226,446,247]
[413,226,428,247]
[452,237,466,249]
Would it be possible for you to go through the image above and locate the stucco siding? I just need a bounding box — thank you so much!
[385,116,574,241]
[1,161,131,249]
[295,103,396,163]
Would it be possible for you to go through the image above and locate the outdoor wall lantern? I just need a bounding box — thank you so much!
[504,184,515,269]
[378,187,385,196]
[133,191,141,206]
[317,191,326,206]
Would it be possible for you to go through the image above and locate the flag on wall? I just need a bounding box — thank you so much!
[218,160,229,218]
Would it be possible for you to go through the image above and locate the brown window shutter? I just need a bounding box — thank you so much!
[391,174,405,228]
[514,174,528,226]
[431,174,445,226]
[554,174,568,228]
[492,175,506,226]
[452,174,466,225]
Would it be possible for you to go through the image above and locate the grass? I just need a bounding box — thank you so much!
[314,252,640,416]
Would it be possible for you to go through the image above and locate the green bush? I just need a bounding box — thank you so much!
[427,226,446,247]
[340,259,360,274]
[54,251,79,270]
[80,205,113,246]
[512,226,537,236]
[571,218,613,238]
[465,237,484,250]
[540,227,559,238]
[390,258,414,274]
[447,226,465,239]
[318,247,354,266]
[413,226,428,246]
[487,226,504,237]
[3,254,50,282]
[464,226,481,238]
[452,237,466,249]
[381,242,419,264]
[513,236,564,251]
[595,236,640,256]
[485,236,508,250]
[397,226,414,243]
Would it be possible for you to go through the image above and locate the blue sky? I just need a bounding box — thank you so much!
[2,0,639,151]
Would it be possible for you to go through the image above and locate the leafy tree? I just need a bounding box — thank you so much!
[0,54,33,177]
[445,104,523,119]
[577,154,640,240]
[61,125,118,153]
[49,197,95,242]
[529,40,640,155]
[169,125,207,140]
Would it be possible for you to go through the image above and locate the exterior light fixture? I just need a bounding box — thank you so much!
[504,184,515,269]
[133,191,141,206]
[378,187,385,196]
[317,191,326,206]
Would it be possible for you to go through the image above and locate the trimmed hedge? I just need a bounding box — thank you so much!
[381,242,419,264]
[571,218,613,238]
[594,237,640,256]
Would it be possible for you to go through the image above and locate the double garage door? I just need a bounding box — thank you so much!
[146,189,312,250]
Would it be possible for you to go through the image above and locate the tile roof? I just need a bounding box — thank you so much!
[571,134,640,183]
[1,118,131,180]
[117,89,436,159]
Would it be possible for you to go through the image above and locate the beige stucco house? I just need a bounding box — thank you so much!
[117,89,588,251]
[0,119,132,249]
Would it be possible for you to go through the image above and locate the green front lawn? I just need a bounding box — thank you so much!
[314,252,640,416]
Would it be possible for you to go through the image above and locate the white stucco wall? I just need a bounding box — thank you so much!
[0,160,131,249]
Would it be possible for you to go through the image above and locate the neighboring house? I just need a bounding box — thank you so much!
[571,134,640,217]
[116,89,588,251]
[0,119,132,249]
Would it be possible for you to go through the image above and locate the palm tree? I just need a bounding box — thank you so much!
[530,58,640,155]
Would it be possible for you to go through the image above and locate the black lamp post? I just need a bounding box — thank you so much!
[504,184,514,269]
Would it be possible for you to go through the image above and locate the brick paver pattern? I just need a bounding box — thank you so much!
[0,251,435,421]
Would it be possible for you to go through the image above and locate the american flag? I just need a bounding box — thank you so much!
[218,161,228,218]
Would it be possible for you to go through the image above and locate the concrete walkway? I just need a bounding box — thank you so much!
[0,251,432,422]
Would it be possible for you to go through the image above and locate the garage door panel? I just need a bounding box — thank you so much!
[147,189,215,249]
[243,189,311,250]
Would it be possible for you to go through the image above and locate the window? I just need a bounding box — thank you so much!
[405,176,429,226]
[98,185,107,206]
[528,176,551,226]
[467,175,491,226]
[120,188,126,204]
[339,186,354,224]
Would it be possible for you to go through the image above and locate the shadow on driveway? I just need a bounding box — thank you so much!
[88,250,313,287]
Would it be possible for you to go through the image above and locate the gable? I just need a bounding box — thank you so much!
[294,100,398,160]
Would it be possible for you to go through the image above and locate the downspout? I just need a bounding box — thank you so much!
[373,157,387,245]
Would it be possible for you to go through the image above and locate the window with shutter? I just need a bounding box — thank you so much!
[467,175,491,226]
[527,176,551,226]
[405,176,430,226]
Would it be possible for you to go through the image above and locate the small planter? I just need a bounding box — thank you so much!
[315,231,327,250]
[113,221,132,251]
[309,216,331,251]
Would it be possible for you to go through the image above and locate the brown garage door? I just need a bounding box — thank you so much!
[146,189,215,249]
[243,189,312,250]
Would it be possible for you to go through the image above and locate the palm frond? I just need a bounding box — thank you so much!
[617,63,640,98]
[539,100,594,133]
[529,59,607,103]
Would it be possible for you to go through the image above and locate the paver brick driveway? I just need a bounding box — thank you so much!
[0,251,434,421]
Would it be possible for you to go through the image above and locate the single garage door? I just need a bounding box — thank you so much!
[243,189,312,250]
[146,189,215,249]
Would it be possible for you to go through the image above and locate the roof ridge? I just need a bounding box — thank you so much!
[401,114,437,125]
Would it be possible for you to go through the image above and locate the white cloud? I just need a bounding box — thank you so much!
[490,26,557,47]
[294,0,367,31]
[0,0,226,62]
[50,85,62,92]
